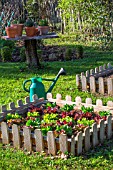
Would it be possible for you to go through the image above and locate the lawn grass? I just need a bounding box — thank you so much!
[1,34,113,106]
[0,139,113,170]
[0,34,113,168]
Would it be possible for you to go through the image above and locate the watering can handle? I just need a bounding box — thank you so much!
[23,80,31,92]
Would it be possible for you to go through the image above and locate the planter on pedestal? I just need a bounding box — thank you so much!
[25,26,36,37]
[38,26,49,35]
[5,26,18,38]
[11,24,24,36]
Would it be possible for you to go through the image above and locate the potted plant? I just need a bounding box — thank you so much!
[11,19,25,36]
[25,19,36,37]
[5,23,18,38]
[38,18,49,35]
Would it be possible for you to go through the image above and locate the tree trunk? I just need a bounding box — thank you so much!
[25,39,40,67]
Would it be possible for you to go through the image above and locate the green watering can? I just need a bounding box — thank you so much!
[23,68,66,101]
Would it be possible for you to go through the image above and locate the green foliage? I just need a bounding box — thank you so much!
[25,19,34,27]
[46,102,57,108]
[65,48,72,61]
[59,116,74,123]
[6,113,22,120]
[81,105,94,113]
[1,46,12,62]
[41,125,53,136]
[61,104,75,112]
[99,111,111,117]
[27,112,39,117]
[77,118,94,127]
[20,47,26,62]
[76,45,84,59]
[26,118,40,127]
[56,124,73,136]
[42,113,58,124]
[0,39,15,50]
[38,19,48,26]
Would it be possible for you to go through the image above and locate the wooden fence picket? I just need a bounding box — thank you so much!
[35,129,44,152]
[23,127,32,152]
[84,127,90,151]
[106,116,112,139]
[47,131,56,155]
[92,123,98,147]
[99,77,104,94]
[12,124,20,149]
[81,75,87,91]
[107,78,113,95]
[71,136,76,156]
[76,132,83,155]
[59,134,68,154]
[1,122,9,144]
[99,120,105,143]
[90,76,96,93]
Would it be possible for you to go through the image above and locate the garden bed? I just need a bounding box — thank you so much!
[0,94,113,156]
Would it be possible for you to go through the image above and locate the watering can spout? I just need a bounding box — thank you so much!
[47,68,66,93]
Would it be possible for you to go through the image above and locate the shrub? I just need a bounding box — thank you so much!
[65,48,72,61]
[1,46,12,62]
[76,45,84,59]
[0,39,15,50]
[20,47,26,62]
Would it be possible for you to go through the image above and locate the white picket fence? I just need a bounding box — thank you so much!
[0,93,113,156]
[76,63,113,95]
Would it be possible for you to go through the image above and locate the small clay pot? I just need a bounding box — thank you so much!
[38,26,49,35]
[11,24,24,36]
[25,26,36,37]
[5,26,18,38]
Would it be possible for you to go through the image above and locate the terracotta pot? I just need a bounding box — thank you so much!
[11,24,24,36]
[5,26,18,38]
[25,26,36,37]
[38,26,49,35]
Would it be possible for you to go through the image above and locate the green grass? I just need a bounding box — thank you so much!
[0,139,113,170]
[0,34,113,168]
[0,49,113,106]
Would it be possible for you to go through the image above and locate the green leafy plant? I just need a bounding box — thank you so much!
[46,102,57,108]
[77,118,94,127]
[56,124,73,136]
[99,110,111,117]
[41,126,53,136]
[26,118,40,127]
[59,116,74,124]
[42,113,58,124]
[25,19,34,27]
[27,111,39,117]
[81,105,94,113]
[6,113,22,120]
[38,19,48,26]
[61,104,75,112]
